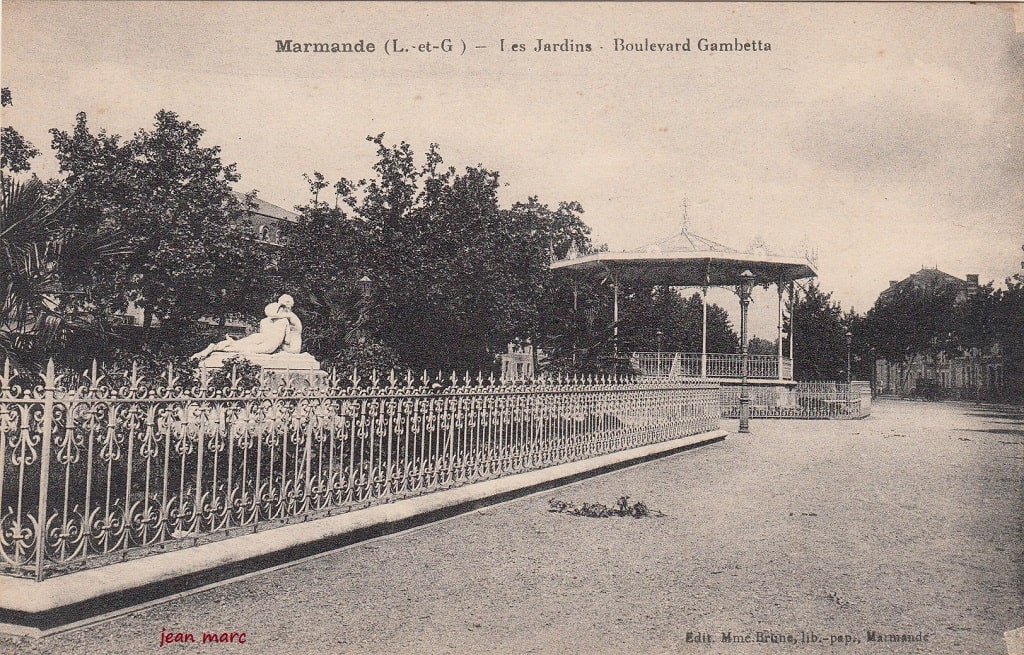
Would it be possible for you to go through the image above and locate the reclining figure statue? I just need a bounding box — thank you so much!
[192,294,305,362]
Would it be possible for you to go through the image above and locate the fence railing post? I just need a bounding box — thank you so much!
[303,417,313,514]
[34,359,56,581]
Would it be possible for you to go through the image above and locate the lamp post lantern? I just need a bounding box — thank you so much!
[357,275,372,298]
[738,270,755,433]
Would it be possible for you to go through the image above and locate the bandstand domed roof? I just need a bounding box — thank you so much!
[551,227,817,287]
[630,229,738,255]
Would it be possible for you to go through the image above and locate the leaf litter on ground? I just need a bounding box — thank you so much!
[547,496,666,519]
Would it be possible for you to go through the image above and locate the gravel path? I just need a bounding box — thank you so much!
[4,400,1022,655]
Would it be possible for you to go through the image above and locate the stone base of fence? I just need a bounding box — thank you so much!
[0,427,726,636]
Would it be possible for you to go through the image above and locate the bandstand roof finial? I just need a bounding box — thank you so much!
[681,198,690,234]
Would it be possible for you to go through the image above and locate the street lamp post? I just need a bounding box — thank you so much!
[738,270,755,434]
[354,275,372,343]
[656,329,665,376]
[846,329,853,413]
[845,330,853,386]
[869,346,876,397]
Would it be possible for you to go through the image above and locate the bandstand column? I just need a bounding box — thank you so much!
[777,281,784,380]
[789,281,795,371]
[611,269,620,356]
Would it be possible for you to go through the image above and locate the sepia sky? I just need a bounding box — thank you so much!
[3,2,1022,337]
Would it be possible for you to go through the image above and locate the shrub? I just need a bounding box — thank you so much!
[205,355,262,392]
[547,495,664,519]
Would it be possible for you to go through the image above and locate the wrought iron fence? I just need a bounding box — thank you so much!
[0,361,720,580]
[630,352,792,380]
[719,382,868,419]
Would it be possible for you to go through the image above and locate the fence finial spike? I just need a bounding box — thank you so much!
[450,370,457,386]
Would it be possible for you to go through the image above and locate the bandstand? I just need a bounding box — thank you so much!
[551,225,818,428]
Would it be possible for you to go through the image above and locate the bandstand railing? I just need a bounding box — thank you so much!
[631,352,793,380]
[0,361,720,580]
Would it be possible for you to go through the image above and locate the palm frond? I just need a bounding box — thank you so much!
[1,177,128,365]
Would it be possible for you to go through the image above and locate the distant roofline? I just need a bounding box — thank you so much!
[891,267,970,286]
[878,266,975,299]
[231,191,299,222]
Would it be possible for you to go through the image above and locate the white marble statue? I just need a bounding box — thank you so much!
[277,294,303,354]
[191,294,321,372]
[192,302,290,361]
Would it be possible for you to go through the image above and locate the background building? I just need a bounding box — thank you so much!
[239,192,299,247]
[874,268,1004,396]
[116,193,298,331]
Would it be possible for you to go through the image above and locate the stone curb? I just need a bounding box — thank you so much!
[0,428,726,634]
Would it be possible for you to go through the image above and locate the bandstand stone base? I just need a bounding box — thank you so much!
[716,378,800,407]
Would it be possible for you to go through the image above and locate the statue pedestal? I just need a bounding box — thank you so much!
[198,352,327,389]
[197,351,322,372]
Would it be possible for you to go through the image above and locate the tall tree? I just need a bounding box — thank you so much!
[864,282,958,386]
[276,182,375,366]
[1,88,40,185]
[50,111,273,350]
[1,89,128,367]
[618,288,738,354]
[992,265,1024,396]
[790,281,848,381]
[280,136,594,372]
[747,335,777,357]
